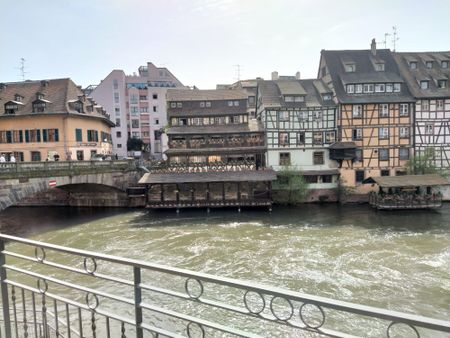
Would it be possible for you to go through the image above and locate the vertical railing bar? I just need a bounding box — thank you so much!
[105,316,111,338]
[41,294,48,338]
[134,266,143,338]
[65,303,71,338]
[53,299,59,337]
[11,286,19,338]
[32,292,38,338]
[77,307,83,338]
[0,240,11,338]
[21,288,28,337]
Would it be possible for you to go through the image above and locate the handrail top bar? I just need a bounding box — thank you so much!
[1,233,450,331]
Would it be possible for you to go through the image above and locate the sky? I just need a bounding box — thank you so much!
[1,0,449,89]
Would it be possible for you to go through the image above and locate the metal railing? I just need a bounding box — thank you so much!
[0,160,137,179]
[149,161,268,174]
[1,234,449,337]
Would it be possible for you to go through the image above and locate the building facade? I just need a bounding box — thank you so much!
[166,88,266,165]
[0,79,113,162]
[394,52,450,168]
[89,62,184,158]
[256,78,340,200]
[318,40,415,195]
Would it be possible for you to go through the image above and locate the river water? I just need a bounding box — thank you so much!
[0,205,449,337]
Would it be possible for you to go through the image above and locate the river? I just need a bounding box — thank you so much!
[0,204,449,337]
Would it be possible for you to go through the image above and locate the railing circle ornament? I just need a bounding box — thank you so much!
[299,302,326,329]
[37,278,48,294]
[35,247,46,262]
[243,291,266,315]
[269,296,294,321]
[85,292,99,310]
[387,322,420,338]
[184,278,204,299]
[186,322,205,338]
[83,257,97,274]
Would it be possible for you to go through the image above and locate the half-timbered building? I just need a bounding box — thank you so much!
[256,78,340,201]
[318,40,415,196]
[394,52,450,169]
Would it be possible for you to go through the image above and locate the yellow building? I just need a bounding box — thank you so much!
[0,79,114,161]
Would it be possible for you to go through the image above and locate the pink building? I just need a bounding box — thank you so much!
[89,62,184,158]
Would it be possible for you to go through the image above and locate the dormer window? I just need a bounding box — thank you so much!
[420,80,429,90]
[37,93,45,100]
[345,64,355,72]
[375,63,385,71]
[284,95,304,102]
[32,101,46,113]
[4,103,18,115]
[14,94,23,102]
[322,94,332,101]
[442,61,449,69]
[425,61,433,69]
[375,84,385,92]
[346,84,355,93]
[74,101,84,113]
[409,61,417,69]
[438,80,447,89]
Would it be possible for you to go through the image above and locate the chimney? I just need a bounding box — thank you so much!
[271,71,279,80]
[40,80,49,87]
[371,38,376,56]
[295,71,301,79]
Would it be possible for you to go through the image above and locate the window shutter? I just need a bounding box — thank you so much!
[37,130,41,142]
[55,129,59,142]
[76,129,82,142]
[43,129,48,142]
[6,131,12,143]
[25,130,30,143]
[19,130,23,143]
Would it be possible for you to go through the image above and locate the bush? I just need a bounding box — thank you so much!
[272,166,309,205]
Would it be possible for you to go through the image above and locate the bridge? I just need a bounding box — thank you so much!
[0,234,449,337]
[0,161,142,211]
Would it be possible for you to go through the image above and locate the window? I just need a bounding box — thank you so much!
[32,101,46,113]
[297,132,305,145]
[116,131,121,138]
[205,101,211,107]
[170,102,176,108]
[278,111,289,122]
[154,118,159,125]
[130,107,139,115]
[355,170,365,183]
[130,94,138,104]
[152,93,158,99]
[409,61,417,69]
[421,100,429,111]
[114,92,119,103]
[75,129,82,142]
[355,149,362,162]
[234,101,239,106]
[313,111,322,120]
[400,127,410,138]
[322,175,333,183]
[139,95,147,101]
[232,115,241,124]
[381,170,390,176]
[352,128,362,140]
[437,100,444,110]
[375,84,385,92]
[346,84,355,93]
[132,132,140,138]
[117,144,122,148]
[363,84,374,93]
[115,107,120,114]
[379,148,389,161]
[177,102,182,108]
[399,104,409,116]
[115,118,121,127]
[279,153,291,166]
[355,84,363,93]
[76,150,84,161]
[87,130,99,142]
[438,80,447,89]
[393,83,401,92]
[279,132,289,146]
[74,101,83,113]
[200,101,205,108]
[142,132,149,137]
[353,105,362,118]
[299,111,308,121]
[153,106,157,112]
[113,79,118,89]
[425,61,433,69]
[420,81,429,89]
[399,148,410,160]
[325,131,335,143]
[313,151,324,165]
[305,176,318,184]
[375,63,385,71]
[25,130,41,143]
[228,101,233,107]
[442,61,449,69]
[248,96,255,105]
[379,127,389,139]
[425,124,434,135]
[31,151,41,162]
[386,83,393,93]
[313,132,323,145]
[345,64,355,72]
[140,107,148,113]
[4,103,18,114]
[294,96,305,102]
[379,104,389,117]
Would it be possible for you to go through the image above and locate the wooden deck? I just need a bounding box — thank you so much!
[368,192,443,210]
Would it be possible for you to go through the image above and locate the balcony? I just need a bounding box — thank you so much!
[169,137,265,150]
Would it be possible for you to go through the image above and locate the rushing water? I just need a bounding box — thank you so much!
[0,204,449,336]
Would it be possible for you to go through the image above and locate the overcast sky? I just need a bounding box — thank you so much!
[1,0,449,89]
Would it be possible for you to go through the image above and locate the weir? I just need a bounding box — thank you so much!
[0,234,449,337]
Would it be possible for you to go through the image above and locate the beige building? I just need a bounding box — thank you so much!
[0,78,113,162]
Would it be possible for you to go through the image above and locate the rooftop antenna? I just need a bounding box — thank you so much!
[234,64,242,82]
[17,58,27,81]
[391,26,399,51]
[382,33,390,49]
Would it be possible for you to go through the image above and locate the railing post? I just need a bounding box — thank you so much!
[133,267,143,338]
[0,239,12,338]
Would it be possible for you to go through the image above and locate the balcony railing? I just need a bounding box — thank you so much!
[368,192,443,209]
[169,138,265,149]
[1,234,449,337]
[149,161,260,173]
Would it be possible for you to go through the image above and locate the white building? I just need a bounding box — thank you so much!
[89,62,185,158]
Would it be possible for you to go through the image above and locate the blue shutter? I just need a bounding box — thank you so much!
[55,129,59,142]
[6,131,12,143]
[37,130,41,142]
[19,131,23,143]
[43,129,48,142]
[76,129,82,142]
[25,130,29,142]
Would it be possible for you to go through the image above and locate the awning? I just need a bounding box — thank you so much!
[139,169,277,184]
[363,174,450,188]
[329,142,356,149]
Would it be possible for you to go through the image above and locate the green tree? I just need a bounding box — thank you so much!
[127,137,144,151]
[273,167,309,205]
[405,148,438,175]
